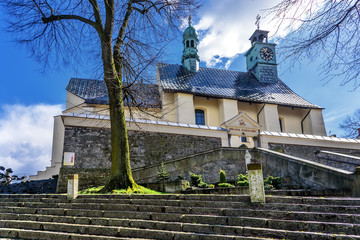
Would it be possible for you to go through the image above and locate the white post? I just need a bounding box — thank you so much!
[245,150,251,172]
[67,174,79,200]
[248,163,265,203]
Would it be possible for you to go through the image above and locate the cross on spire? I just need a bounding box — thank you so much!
[255,14,261,30]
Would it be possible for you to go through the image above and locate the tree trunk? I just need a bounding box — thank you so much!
[101,39,138,191]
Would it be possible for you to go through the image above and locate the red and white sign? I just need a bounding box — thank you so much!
[63,152,75,166]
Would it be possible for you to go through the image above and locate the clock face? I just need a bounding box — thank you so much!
[260,47,274,61]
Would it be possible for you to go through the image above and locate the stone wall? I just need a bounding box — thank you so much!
[133,148,248,185]
[268,143,360,170]
[132,148,360,197]
[315,151,360,172]
[256,148,360,196]
[57,126,222,192]
[57,146,360,196]
[63,126,222,169]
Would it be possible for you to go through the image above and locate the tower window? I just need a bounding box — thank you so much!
[195,109,205,125]
[186,41,189,48]
[189,59,196,72]
[191,40,194,47]
[258,34,264,42]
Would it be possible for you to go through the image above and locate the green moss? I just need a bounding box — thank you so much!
[218,183,235,188]
[79,185,164,195]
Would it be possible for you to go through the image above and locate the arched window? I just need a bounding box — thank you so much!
[195,109,205,125]
[258,34,264,42]
[191,40,194,47]
[186,41,189,48]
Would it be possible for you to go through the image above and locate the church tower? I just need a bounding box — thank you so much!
[245,29,278,83]
[181,15,200,72]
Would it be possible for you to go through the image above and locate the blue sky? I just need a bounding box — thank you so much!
[0,0,359,176]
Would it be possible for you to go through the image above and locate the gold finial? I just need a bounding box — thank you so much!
[255,14,261,30]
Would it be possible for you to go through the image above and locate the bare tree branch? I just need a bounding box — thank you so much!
[268,0,360,89]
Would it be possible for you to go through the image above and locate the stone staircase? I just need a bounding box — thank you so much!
[0,194,360,239]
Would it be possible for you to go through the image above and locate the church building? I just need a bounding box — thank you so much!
[29,19,360,190]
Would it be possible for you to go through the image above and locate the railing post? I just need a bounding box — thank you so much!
[67,174,79,200]
[248,163,265,203]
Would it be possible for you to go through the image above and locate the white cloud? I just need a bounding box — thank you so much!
[0,104,63,176]
[194,0,322,68]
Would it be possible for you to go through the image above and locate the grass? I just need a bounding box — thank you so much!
[79,185,164,195]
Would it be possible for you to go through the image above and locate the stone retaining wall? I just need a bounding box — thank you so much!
[314,150,360,172]
[63,126,221,169]
[269,143,360,170]
[57,126,221,192]
[257,148,360,196]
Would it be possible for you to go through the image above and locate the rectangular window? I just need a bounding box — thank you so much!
[241,136,247,142]
[195,109,205,125]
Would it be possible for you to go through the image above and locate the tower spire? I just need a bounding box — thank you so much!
[181,15,200,72]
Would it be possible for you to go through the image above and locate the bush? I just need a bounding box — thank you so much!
[236,173,249,186]
[156,162,171,183]
[219,170,226,183]
[264,176,283,190]
[218,183,235,188]
[190,173,209,188]
[0,166,25,186]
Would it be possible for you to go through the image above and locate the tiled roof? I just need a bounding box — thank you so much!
[66,78,161,108]
[157,63,321,109]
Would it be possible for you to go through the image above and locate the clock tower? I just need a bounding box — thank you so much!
[245,29,278,83]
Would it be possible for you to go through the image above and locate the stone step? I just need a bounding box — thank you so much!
[0,227,151,240]
[1,217,358,240]
[0,220,273,240]
[1,194,360,239]
[2,197,360,215]
[2,199,360,224]
[1,204,360,236]
[1,193,360,206]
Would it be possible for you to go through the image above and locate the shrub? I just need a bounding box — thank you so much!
[219,170,226,183]
[237,173,249,186]
[156,162,171,183]
[0,166,25,186]
[190,173,209,188]
[264,176,283,190]
[218,183,235,188]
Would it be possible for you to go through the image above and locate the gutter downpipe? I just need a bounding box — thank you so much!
[256,104,265,123]
[301,109,312,134]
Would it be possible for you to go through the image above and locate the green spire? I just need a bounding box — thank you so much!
[182,15,199,72]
